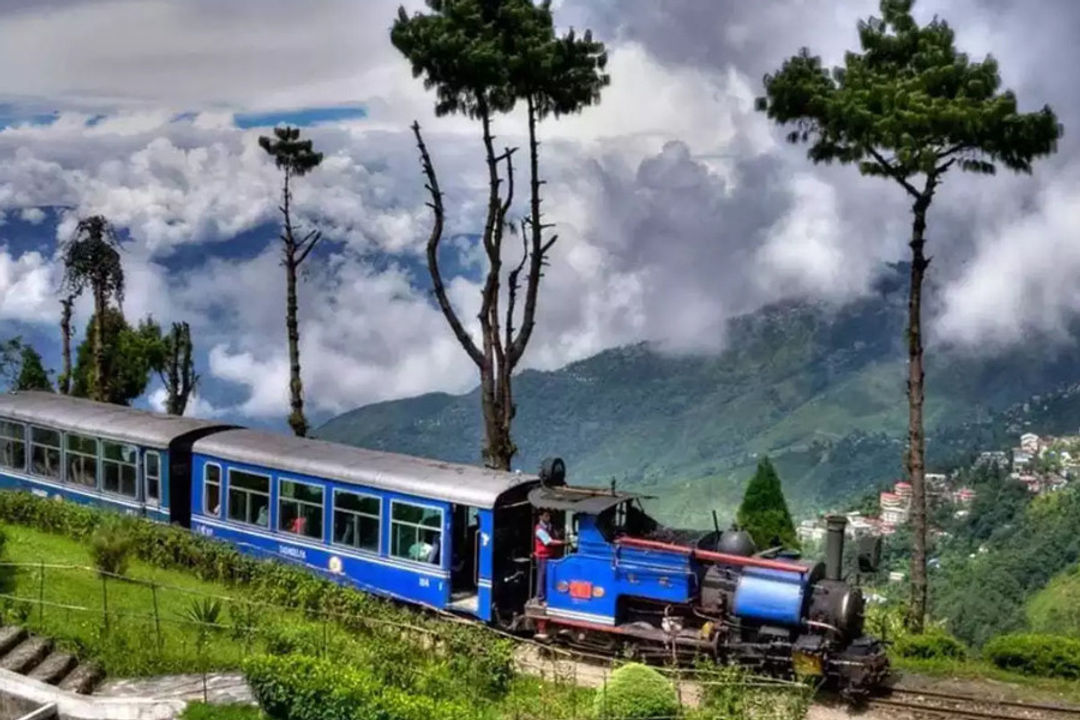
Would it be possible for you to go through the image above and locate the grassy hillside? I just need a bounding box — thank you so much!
[316,270,1080,527]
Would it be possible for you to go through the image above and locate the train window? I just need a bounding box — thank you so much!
[144,451,161,504]
[204,464,222,516]
[29,427,61,480]
[279,479,324,541]
[332,490,380,553]
[65,432,98,488]
[390,501,443,565]
[102,441,138,497]
[0,421,26,471]
[227,469,270,528]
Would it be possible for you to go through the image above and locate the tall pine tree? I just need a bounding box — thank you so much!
[756,0,1060,631]
[736,457,798,550]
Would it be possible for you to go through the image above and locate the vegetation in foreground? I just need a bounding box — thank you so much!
[0,494,816,720]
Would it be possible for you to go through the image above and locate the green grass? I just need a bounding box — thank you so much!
[0,523,392,677]
[180,703,264,720]
[0,522,596,719]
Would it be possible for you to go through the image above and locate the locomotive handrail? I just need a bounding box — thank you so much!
[615,536,809,574]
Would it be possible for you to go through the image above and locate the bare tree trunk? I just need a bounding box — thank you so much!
[59,296,74,395]
[92,285,106,402]
[906,194,931,633]
[285,250,306,437]
[279,171,308,438]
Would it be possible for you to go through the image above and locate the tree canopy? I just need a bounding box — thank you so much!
[736,457,798,550]
[71,309,164,405]
[15,345,51,391]
[755,0,1061,187]
[258,126,323,180]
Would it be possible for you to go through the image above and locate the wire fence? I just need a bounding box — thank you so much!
[0,560,814,717]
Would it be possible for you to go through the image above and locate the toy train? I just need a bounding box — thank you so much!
[0,391,888,695]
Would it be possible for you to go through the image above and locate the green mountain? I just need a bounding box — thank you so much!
[315,266,1080,527]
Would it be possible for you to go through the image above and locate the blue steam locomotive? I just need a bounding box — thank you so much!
[0,392,888,694]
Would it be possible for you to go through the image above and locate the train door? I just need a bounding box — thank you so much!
[449,504,480,613]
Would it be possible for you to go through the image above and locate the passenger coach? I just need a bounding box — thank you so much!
[0,391,231,523]
[189,429,539,622]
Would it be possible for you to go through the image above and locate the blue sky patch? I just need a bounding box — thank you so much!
[234,105,367,129]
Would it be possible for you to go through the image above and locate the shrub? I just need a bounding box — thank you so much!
[593,663,678,720]
[984,633,1080,679]
[89,518,137,576]
[893,629,968,661]
[244,654,472,720]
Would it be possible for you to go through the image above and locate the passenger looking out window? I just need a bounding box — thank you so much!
[279,479,323,541]
[391,501,442,565]
[29,427,61,480]
[66,433,98,489]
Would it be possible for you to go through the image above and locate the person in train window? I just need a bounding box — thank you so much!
[534,510,563,603]
[291,516,307,535]
[256,505,269,527]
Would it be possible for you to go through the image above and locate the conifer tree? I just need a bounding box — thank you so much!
[756,0,1060,632]
[258,126,323,438]
[736,457,798,550]
[15,345,52,391]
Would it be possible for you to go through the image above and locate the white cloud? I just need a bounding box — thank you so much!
[935,174,1080,347]
[0,248,56,323]
[0,0,1075,424]
[19,207,46,225]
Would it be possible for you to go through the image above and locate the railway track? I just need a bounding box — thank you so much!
[869,686,1080,720]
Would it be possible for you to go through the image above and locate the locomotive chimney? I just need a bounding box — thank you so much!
[825,515,847,581]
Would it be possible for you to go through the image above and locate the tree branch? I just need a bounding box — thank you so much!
[866,146,922,199]
[412,121,483,368]
[506,218,529,352]
[509,96,552,366]
[295,228,322,266]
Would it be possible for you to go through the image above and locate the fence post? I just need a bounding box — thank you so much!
[100,574,109,632]
[151,583,162,651]
[37,561,44,625]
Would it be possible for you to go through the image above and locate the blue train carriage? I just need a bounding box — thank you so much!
[0,391,233,524]
[188,429,541,622]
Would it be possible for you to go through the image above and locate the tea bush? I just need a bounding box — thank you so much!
[592,663,678,720]
[893,629,968,661]
[244,654,472,720]
[983,633,1080,679]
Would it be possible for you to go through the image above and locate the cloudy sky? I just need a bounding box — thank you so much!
[0,0,1077,429]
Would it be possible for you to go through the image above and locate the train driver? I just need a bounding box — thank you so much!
[534,510,563,603]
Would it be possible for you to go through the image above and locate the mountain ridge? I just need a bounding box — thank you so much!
[315,269,1080,527]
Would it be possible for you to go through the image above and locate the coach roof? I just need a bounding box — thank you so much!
[193,428,538,508]
[0,391,233,447]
